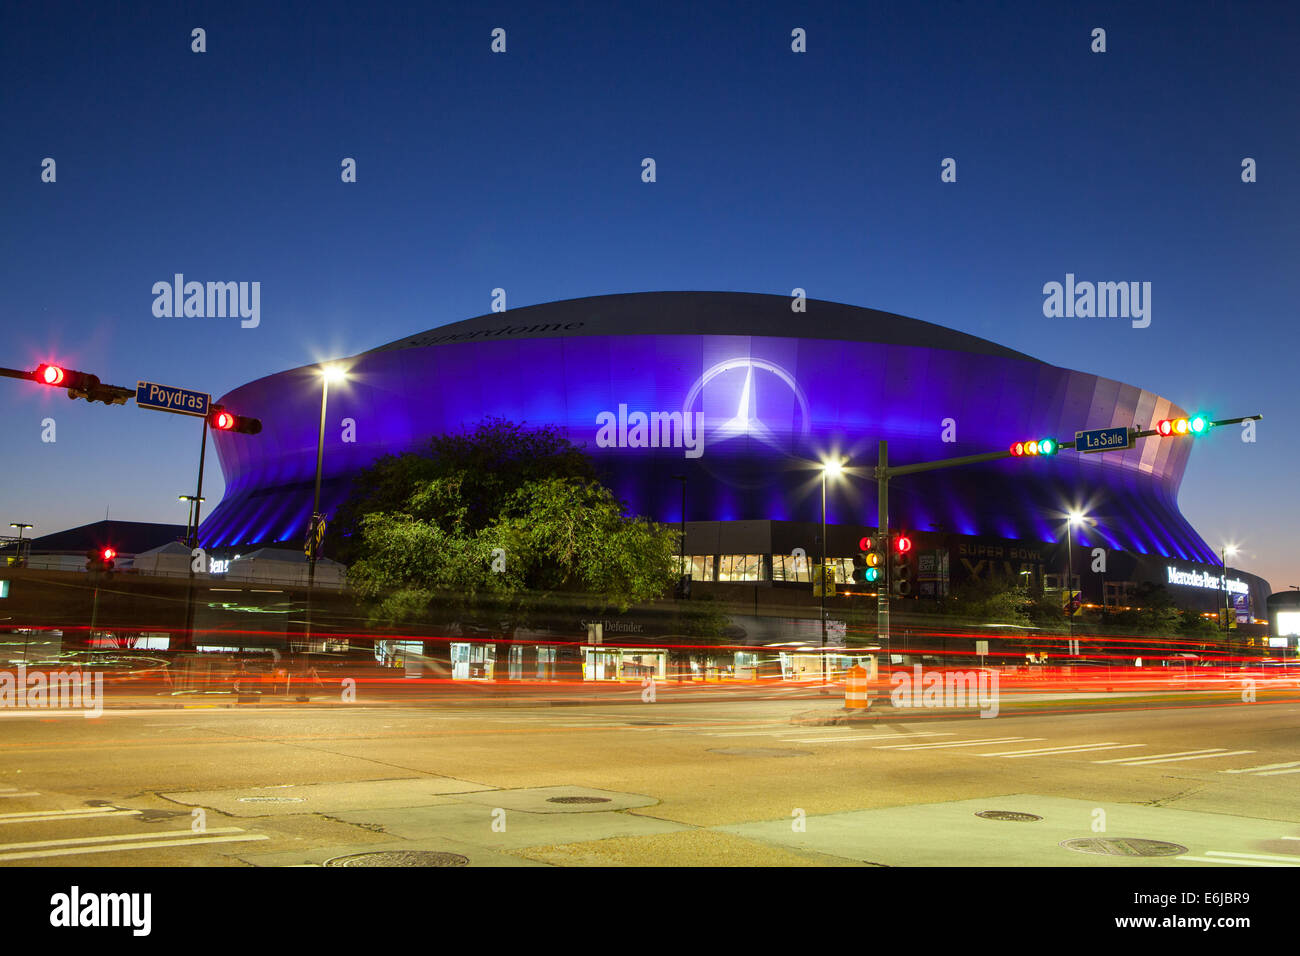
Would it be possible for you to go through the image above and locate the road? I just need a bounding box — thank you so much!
[1,692,1298,867]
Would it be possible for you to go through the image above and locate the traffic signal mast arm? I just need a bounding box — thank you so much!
[881,413,1262,479]
[1,364,133,405]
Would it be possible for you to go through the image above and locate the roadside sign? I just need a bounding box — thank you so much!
[136,381,210,417]
[975,640,988,656]
[1074,425,1131,454]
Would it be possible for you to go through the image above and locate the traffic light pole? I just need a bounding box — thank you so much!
[871,414,1263,650]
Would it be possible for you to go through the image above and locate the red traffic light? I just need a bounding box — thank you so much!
[858,536,874,551]
[39,364,65,385]
[208,406,262,435]
[895,535,912,554]
[101,547,116,561]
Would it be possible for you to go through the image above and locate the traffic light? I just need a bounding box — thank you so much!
[30,364,130,405]
[855,535,883,584]
[1010,437,1058,457]
[209,406,262,435]
[1156,414,1209,437]
[85,547,116,574]
[891,534,913,596]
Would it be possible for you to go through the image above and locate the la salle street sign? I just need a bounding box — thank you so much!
[1075,426,1131,454]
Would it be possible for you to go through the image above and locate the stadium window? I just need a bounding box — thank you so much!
[688,555,715,582]
[718,554,764,582]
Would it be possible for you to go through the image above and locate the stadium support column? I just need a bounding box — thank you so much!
[877,440,890,654]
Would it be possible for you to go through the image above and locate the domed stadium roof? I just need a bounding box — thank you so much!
[366,291,1036,361]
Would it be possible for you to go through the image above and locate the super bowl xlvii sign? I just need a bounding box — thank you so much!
[135,381,210,417]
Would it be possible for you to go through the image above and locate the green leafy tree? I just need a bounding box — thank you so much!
[343,424,679,669]
[328,418,597,564]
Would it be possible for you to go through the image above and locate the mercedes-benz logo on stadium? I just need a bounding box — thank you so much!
[683,357,811,454]
[681,357,811,490]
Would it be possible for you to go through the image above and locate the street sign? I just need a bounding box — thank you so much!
[975,640,988,656]
[136,381,210,417]
[1074,426,1131,454]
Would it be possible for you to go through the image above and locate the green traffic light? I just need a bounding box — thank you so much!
[1189,415,1208,434]
[864,568,880,582]
[1038,437,1057,456]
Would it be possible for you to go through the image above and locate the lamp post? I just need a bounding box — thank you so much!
[1222,545,1238,640]
[671,474,687,592]
[178,496,204,544]
[670,474,687,683]
[305,364,348,648]
[820,459,845,691]
[1065,511,1087,654]
[9,523,31,567]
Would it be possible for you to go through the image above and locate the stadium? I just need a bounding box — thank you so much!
[197,292,1271,622]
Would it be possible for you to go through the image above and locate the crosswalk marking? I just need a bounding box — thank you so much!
[1107,750,1255,767]
[1176,855,1297,867]
[0,807,141,825]
[978,742,1145,758]
[1094,749,1226,764]
[0,833,269,862]
[787,732,959,743]
[1219,761,1300,775]
[0,826,251,852]
[875,737,1042,751]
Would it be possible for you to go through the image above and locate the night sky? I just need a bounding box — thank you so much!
[2,1,1296,589]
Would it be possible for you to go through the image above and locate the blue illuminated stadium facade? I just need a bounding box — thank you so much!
[198,292,1270,616]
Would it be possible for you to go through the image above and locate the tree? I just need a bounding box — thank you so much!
[343,423,679,672]
[328,417,598,564]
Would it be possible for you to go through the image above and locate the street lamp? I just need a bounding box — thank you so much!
[178,496,204,543]
[820,458,846,691]
[1065,510,1088,653]
[9,523,32,567]
[1222,545,1239,639]
[306,364,348,645]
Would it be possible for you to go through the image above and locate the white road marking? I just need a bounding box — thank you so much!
[1219,761,1300,774]
[979,743,1145,758]
[876,737,1043,751]
[1112,750,1255,767]
[1095,749,1226,764]
[0,833,269,862]
[1176,856,1295,867]
[0,807,140,823]
[1205,850,1300,864]
[787,733,959,743]
[0,793,40,799]
[0,826,251,852]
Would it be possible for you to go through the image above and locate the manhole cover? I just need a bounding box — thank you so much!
[546,796,612,804]
[708,748,812,758]
[1060,838,1188,857]
[324,851,469,867]
[237,796,305,804]
[976,810,1043,822]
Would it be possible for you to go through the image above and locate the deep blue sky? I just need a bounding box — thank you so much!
[2,1,1296,589]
